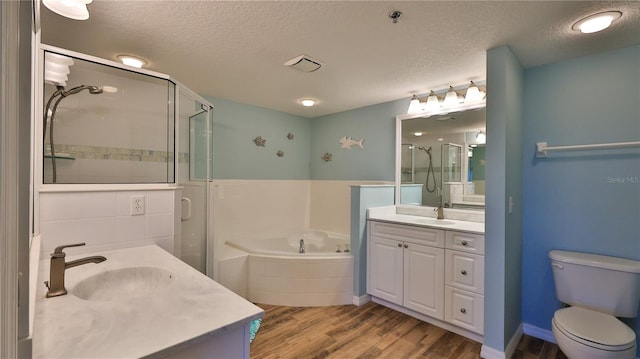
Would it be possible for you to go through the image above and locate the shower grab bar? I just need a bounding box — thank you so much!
[536,141,640,158]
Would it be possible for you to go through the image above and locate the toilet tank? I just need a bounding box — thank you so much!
[549,250,640,317]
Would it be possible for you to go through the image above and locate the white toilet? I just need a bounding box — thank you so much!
[549,250,640,359]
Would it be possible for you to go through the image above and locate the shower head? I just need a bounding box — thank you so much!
[417,145,432,153]
[63,84,104,97]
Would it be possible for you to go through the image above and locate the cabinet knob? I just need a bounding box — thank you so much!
[403,244,408,248]
[461,241,468,246]
[460,308,467,314]
[397,243,402,247]
[461,270,467,275]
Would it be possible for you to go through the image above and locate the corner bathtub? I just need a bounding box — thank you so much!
[224,230,354,306]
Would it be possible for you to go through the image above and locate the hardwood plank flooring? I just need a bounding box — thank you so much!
[250,302,567,359]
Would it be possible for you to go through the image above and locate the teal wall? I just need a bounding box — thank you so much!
[310,99,405,181]
[484,45,524,352]
[521,45,640,345]
[204,96,312,180]
[206,95,404,181]
[350,186,395,297]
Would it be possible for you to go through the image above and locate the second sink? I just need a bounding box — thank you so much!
[72,266,174,302]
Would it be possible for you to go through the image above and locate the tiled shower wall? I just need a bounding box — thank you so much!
[38,189,179,259]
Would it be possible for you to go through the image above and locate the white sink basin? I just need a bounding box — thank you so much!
[417,218,456,226]
[72,266,174,301]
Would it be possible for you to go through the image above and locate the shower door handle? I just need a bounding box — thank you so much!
[181,197,192,222]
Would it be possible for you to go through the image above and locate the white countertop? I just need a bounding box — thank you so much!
[33,245,263,359]
[368,212,485,234]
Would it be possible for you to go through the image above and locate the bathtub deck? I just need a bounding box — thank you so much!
[250,302,567,359]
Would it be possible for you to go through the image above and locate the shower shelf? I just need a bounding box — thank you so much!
[44,153,75,160]
[536,141,640,158]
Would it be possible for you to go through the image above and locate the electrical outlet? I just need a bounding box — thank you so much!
[130,195,145,216]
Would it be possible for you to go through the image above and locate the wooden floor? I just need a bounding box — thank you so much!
[251,302,567,359]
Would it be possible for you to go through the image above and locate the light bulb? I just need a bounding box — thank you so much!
[300,99,316,107]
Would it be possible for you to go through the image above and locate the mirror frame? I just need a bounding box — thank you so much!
[395,101,486,206]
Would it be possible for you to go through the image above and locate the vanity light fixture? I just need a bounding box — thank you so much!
[464,81,485,103]
[443,86,461,107]
[476,131,486,144]
[408,94,421,114]
[299,99,317,107]
[573,11,622,33]
[407,82,485,114]
[117,55,147,69]
[42,0,92,20]
[424,90,441,112]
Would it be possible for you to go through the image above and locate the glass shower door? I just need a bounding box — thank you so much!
[177,91,212,274]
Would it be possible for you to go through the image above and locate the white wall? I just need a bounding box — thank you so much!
[38,189,178,259]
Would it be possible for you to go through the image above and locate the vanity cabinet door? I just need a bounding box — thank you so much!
[404,242,445,320]
[367,235,404,306]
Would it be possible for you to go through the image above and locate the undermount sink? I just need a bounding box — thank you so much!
[417,218,456,226]
[72,266,174,302]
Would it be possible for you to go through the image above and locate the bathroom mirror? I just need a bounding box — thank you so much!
[396,106,486,209]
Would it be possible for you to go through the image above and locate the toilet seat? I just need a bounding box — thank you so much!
[553,307,636,351]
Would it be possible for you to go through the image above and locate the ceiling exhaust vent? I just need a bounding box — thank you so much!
[284,54,323,73]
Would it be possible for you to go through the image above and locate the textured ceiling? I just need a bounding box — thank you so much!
[40,1,640,118]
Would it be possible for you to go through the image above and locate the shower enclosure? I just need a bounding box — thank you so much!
[37,45,213,275]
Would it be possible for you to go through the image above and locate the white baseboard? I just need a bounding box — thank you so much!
[479,323,522,359]
[505,323,523,358]
[522,323,556,344]
[353,294,371,306]
[480,345,505,359]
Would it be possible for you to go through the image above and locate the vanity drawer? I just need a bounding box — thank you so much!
[445,250,484,294]
[446,231,484,255]
[369,221,445,248]
[444,286,484,335]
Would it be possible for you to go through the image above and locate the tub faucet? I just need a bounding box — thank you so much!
[45,242,106,298]
[299,239,305,254]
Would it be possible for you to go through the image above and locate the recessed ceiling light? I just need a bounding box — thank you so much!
[414,132,423,137]
[299,99,317,107]
[572,11,622,34]
[117,54,147,68]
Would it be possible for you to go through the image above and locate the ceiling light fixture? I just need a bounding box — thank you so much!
[414,132,423,137]
[572,11,622,34]
[42,0,92,20]
[299,99,317,107]
[117,55,147,69]
[407,82,486,115]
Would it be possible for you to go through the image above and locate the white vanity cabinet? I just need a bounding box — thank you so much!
[367,219,485,341]
[367,221,445,319]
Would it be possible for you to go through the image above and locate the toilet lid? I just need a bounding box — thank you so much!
[554,307,636,350]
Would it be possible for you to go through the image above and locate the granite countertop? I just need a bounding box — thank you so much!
[368,212,485,234]
[33,245,264,359]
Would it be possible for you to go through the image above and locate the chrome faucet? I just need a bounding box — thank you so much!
[435,189,445,220]
[299,239,305,254]
[45,242,106,298]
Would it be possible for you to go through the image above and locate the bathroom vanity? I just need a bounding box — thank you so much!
[33,245,263,358]
[367,208,485,343]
